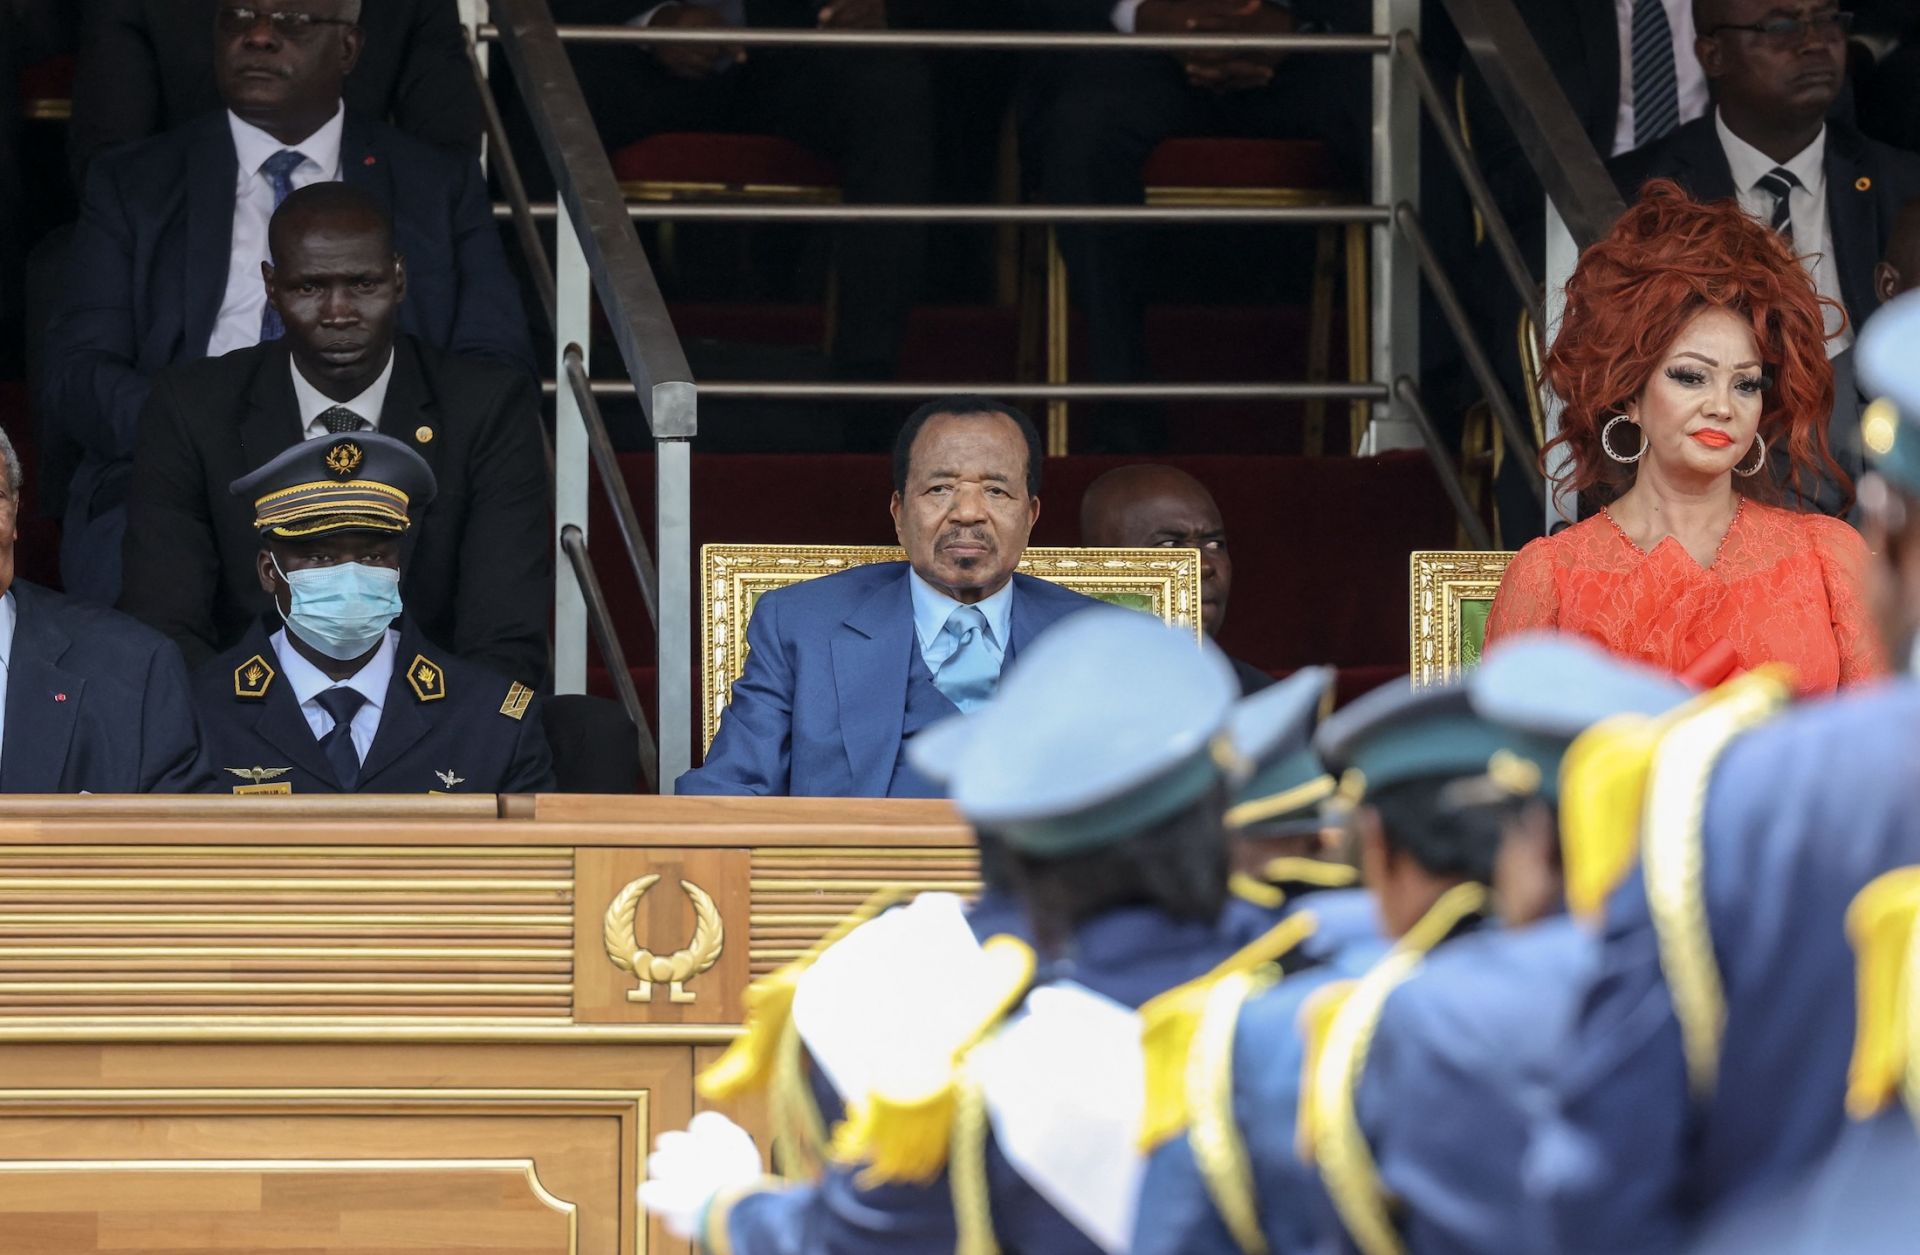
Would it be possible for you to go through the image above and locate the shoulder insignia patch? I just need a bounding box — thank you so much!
[234,654,276,699]
[500,682,534,721]
[407,654,447,703]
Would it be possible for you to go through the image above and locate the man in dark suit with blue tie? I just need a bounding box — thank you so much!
[0,424,211,794]
[677,396,1095,797]
[40,0,532,606]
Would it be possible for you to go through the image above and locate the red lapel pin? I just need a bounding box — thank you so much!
[363,155,377,167]
[53,693,66,702]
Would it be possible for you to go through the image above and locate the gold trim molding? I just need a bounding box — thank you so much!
[1408,550,1515,686]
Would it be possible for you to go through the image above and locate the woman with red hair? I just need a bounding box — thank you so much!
[1485,181,1882,693]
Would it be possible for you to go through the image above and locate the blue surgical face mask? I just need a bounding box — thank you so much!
[273,553,404,661]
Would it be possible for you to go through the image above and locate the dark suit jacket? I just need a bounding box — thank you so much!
[68,0,483,186]
[1,579,211,793]
[121,336,552,686]
[1609,116,1920,336]
[41,108,534,599]
[192,616,556,794]
[677,562,1097,797]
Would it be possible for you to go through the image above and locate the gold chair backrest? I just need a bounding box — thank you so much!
[1410,550,1517,687]
[700,545,1205,752]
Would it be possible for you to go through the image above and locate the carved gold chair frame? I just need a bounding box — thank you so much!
[1409,550,1517,687]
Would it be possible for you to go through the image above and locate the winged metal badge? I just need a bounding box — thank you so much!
[604,876,725,1004]
[226,767,293,785]
[435,769,465,789]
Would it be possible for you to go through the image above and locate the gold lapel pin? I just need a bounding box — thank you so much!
[415,426,434,444]
[1857,177,1873,192]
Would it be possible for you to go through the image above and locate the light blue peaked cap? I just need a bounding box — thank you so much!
[1221,666,1336,832]
[1856,289,1920,497]
[907,607,1239,856]
[1466,632,1692,800]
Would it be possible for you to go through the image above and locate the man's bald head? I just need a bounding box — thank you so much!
[1080,464,1234,636]
[269,182,394,263]
[1879,199,1920,304]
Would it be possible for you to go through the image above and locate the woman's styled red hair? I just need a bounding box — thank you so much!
[1543,179,1847,509]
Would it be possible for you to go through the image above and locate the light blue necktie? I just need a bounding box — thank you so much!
[257,148,308,342]
[933,605,998,714]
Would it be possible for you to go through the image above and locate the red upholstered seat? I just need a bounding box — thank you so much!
[1141,137,1336,191]
[18,55,75,115]
[612,133,841,194]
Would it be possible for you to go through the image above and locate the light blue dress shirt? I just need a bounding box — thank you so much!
[270,626,398,765]
[908,568,1014,678]
[0,590,14,758]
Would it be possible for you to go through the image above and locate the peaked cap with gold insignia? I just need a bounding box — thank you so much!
[230,431,437,540]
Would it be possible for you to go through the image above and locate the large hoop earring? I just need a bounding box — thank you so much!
[1601,414,1647,464]
[1735,432,1767,478]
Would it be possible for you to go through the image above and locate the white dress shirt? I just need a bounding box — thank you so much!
[1718,111,1851,354]
[908,568,1015,677]
[0,590,14,760]
[290,350,396,440]
[1612,0,1709,156]
[270,625,397,765]
[207,102,347,359]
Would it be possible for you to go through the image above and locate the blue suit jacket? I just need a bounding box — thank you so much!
[1534,679,1920,1253]
[41,108,534,602]
[1,580,211,793]
[677,562,1097,797]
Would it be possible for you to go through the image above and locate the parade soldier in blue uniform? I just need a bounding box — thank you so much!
[191,431,554,794]
[1530,290,1920,1252]
[640,610,1338,1254]
[1131,638,1690,1255]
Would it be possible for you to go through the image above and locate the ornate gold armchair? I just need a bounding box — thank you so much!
[1409,550,1517,686]
[701,545,1205,751]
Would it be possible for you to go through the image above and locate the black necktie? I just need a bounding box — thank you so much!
[1755,167,1801,242]
[314,686,368,790]
[1631,0,1681,147]
[320,406,366,435]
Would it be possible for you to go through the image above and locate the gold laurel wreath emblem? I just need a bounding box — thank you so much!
[602,875,724,1004]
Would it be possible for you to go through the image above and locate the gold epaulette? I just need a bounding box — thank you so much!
[1301,882,1488,1255]
[1640,668,1792,1097]
[500,682,534,721]
[1138,911,1319,1153]
[829,934,1036,1185]
[1845,867,1920,1119]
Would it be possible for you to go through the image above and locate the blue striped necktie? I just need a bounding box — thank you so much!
[1631,0,1681,147]
[257,149,308,342]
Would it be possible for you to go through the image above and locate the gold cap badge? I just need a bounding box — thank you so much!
[323,440,364,479]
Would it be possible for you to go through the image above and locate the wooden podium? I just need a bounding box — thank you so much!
[0,795,976,1255]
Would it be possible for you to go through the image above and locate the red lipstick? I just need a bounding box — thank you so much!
[1691,429,1735,449]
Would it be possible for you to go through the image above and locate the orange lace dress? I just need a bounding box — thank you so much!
[1484,500,1883,696]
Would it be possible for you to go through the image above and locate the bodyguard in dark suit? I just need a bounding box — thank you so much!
[42,1,531,605]
[192,432,554,794]
[1609,1,1920,510]
[678,396,1095,797]
[123,184,550,687]
[0,425,209,794]
[68,0,483,187]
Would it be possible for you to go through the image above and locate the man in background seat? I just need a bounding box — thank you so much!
[123,184,550,688]
[1079,462,1271,693]
[41,0,531,605]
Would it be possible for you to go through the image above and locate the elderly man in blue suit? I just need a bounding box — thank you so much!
[0,425,209,794]
[678,396,1094,797]
[40,0,532,606]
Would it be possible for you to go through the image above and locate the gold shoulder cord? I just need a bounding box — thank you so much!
[950,1054,1000,1255]
[1904,918,1920,1130]
[1187,969,1272,1255]
[1308,882,1489,1255]
[769,1015,831,1181]
[1640,672,1790,1097]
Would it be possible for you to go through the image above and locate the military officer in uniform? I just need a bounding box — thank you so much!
[640,610,1339,1254]
[191,432,555,794]
[1531,291,1920,1252]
